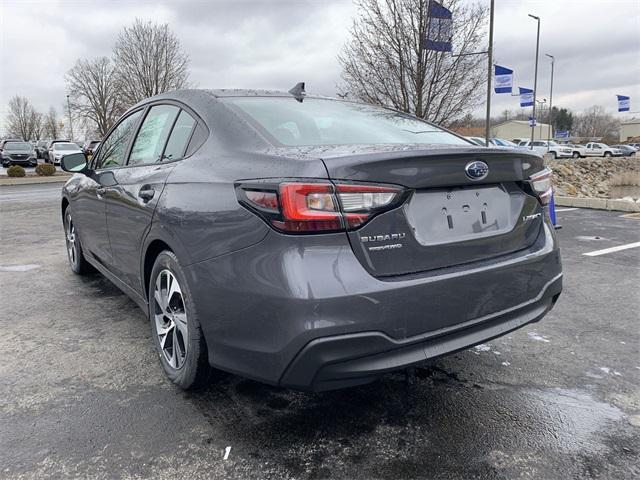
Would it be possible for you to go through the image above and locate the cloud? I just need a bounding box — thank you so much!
[1,0,638,137]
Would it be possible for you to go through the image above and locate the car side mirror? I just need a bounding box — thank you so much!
[61,152,89,173]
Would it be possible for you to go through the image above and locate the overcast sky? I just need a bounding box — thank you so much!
[1,0,639,135]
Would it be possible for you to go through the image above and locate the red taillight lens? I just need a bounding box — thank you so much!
[276,183,342,232]
[245,190,279,211]
[238,181,406,233]
[529,168,553,205]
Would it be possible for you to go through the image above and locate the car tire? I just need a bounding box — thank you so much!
[572,152,580,159]
[604,152,612,158]
[552,151,558,159]
[149,250,212,390]
[64,209,93,274]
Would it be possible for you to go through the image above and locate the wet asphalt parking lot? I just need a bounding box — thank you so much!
[1,183,639,480]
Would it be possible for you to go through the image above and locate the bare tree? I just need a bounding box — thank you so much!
[6,96,42,140]
[113,19,190,106]
[31,111,44,140]
[573,105,619,139]
[44,107,61,139]
[66,57,123,137]
[338,0,488,126]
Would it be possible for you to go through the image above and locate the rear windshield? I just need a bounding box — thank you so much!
[54,143,78,150]
[224,97,468,147]
[4,142,31,151]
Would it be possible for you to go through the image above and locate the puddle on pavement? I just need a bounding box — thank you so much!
[530,387,625,453]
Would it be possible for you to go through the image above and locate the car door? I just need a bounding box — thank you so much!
[73,109,144,267]
[105,104,198,295]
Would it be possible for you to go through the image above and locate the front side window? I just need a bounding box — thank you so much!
[224,97,468,147]
[163,110,196,161]
[94,110,143,169]
[129,105,180,165]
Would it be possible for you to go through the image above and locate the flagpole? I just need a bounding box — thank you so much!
[546,54,554,148]
[484,0,494,147]
[528,14,540,149]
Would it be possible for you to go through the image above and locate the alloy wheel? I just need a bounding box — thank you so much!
[65,212,77,266]
[153,269,188,369]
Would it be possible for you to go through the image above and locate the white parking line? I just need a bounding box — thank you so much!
[583,241,640,257]
[555,208,579,212]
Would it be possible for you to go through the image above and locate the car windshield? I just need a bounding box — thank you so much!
[548,141,559,146]
[5,142,31,151]
[54,143,79,150]
[224,97,468,147]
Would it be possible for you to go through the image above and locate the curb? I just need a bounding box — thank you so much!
[0,175,71,186]
[555,195,640,213]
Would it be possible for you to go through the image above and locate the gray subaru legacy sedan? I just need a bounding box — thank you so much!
[60,88,562,391]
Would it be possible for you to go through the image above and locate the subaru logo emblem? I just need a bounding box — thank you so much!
[465,161,489,181]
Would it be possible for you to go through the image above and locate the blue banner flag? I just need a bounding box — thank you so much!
[617,95,630,112]
[425,1,453,52]
[494,65,513,94]
[519,87,534,107]
[555,130,569,138]
[528,116,536,127]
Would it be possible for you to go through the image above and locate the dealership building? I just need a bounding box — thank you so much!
[491,120,553,142]
[620,118,640,142]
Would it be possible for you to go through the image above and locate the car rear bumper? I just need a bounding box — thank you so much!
[188,219,562,390]
[281,273,561,391]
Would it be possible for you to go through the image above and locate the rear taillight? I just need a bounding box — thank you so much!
[529,168,553,205]
[237,181,406,233]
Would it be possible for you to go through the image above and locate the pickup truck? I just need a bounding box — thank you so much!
[583,142,623,157]
[517,140,573,158]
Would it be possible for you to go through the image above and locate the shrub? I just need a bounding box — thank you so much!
[7,165,26,177]
[36,163,56,176]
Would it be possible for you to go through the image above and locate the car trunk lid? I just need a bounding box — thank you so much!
[318,144,545,276]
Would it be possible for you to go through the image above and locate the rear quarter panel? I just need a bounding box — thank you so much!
[151,146,330,266]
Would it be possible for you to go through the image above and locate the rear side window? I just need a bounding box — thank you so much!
[95,110,143,169]
[224,97,468,147]
[163,110,196,161]
[129,105,180,165]
[185,123,207,156]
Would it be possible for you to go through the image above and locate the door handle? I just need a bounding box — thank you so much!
[138,188,155,201]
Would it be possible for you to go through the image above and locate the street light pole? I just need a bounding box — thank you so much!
[484,0,495,147]
[528,14,540,149]
[545,53,555,145]
[66,94,74,141]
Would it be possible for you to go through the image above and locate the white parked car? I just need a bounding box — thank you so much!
[583,142,623,157]
[517,140,573,159]
[50,142,83,165]
[566,144,587,159]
